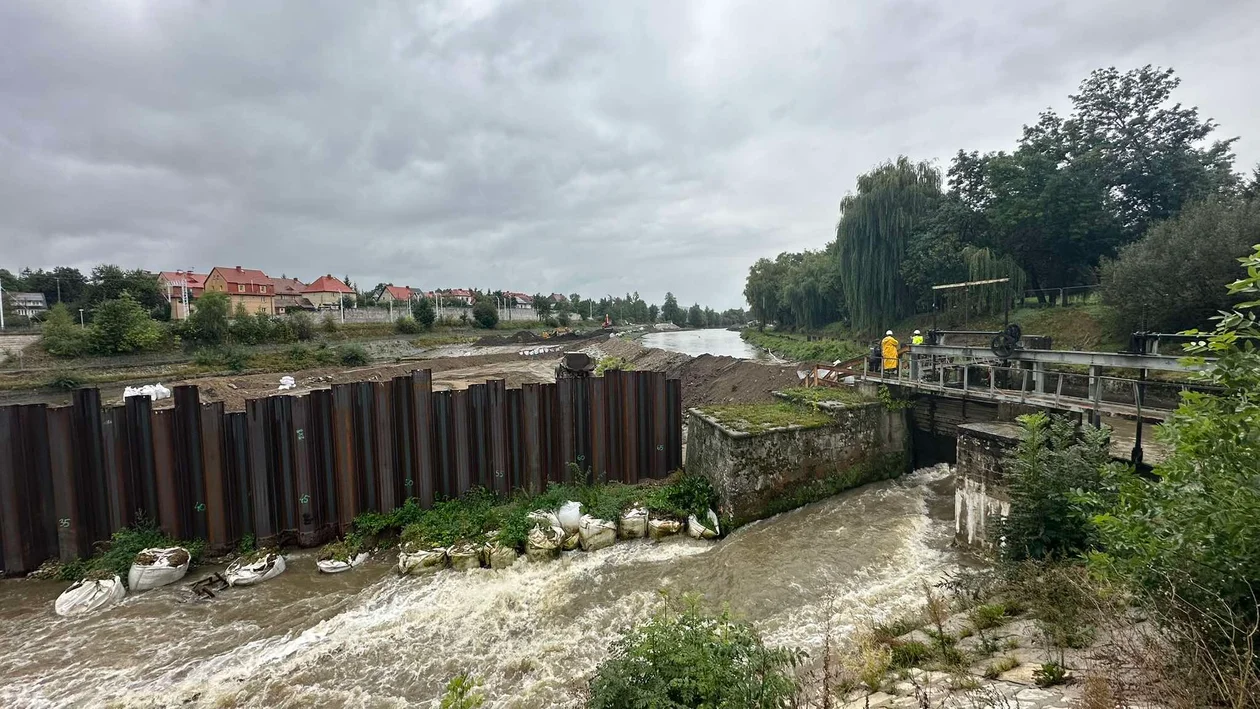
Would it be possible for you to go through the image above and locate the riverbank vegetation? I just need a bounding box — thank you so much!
[744,65,1259,347]
[348,470,719,553]
[46,517,205,588]
[740,329,864,363]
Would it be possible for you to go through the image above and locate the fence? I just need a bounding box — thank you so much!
[0,369,682,574]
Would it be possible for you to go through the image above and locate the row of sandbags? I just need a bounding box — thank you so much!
[54,547,288,617]
[397,502,721,576]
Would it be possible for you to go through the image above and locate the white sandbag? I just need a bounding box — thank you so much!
[526,525,564,562]
[317,552,368,574]
[561,532,580,551]
[687,509,721,539]
[277,375,296,391]
[55,574,126,616]
[447,541,480,571]
[397,546,447,575]
[557,500,583,536]
[482,541,520,569]
[578,515,616,552]
[225,550,286,586]
[123,383,172,401]
[619,507,648,539]
[648,518,684,540]
[127,546,190,591]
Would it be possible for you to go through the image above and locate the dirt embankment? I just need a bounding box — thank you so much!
[582,337,801,408]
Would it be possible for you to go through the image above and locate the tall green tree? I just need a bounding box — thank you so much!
[687,303,705,328]
[660,292,684,327]
[1032,65,1239,237]
[834,157,942,332]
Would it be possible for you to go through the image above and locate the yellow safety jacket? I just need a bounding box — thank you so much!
[911,335,924,346]
[880,336,899,370]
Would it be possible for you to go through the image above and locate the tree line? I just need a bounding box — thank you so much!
[746,65,1260,335]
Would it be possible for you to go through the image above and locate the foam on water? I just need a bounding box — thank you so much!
[0,465,959,708]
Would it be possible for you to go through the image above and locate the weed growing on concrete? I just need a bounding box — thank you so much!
[981,656,1019,679]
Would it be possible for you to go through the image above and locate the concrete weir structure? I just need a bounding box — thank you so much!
[686,398,910,527]
[954,421,1021,547]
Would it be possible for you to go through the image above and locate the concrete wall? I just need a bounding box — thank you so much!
[954,421,1021,548]
[687,401,909,527]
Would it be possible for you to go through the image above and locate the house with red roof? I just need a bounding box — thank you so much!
[270,277,312,312]
[505,291,533,309]
[157,270,207,320]
[204,266,275,315]
[302,274,355,309]
[435,288,475,306]
[379,285,413,305]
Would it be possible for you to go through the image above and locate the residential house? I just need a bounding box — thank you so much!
[157,271,206,320]
[7,292,47,318]
[270,277,312,312]
[434,288,475,306]
[550,293,567,304]
[204,266,275,315]
[302,274,354,309]
[505,291,533,309]
[379,285,413,304]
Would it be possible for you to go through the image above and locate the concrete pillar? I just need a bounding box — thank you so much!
[1032,361,1045,394]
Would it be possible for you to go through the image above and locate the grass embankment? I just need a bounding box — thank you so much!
[348,470,719,553]
[776,386,873,406]
[741,330,865,363]
[699,385,874,433]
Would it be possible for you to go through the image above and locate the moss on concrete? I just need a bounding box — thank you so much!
[699,402,834,433]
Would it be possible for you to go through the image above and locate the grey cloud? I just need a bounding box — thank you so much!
[2,0,1258,309]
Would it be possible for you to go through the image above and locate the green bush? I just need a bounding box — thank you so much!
[184,291,231,346]
[395,316,421,334]
[289,311,316,341]
[194,345,250,372]
[40,303,89,357]
[412,297,436,330]
[641,471,718,520]
[998,413,1111,561]
[57,516,204,588]
[44,372,85,390]
[587,596,803,708]
[1089,244,1260,679]
[337,344,369,366]
[472,299,498,329]
[439,673,485,709]
[89,292,164,354]
[969,603,1008,631]
[321,313,340,335]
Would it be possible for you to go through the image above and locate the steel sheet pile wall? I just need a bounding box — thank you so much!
[0,369,682,574]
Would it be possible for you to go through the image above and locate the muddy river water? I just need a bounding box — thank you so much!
[0,465,960,708]
[639,328,772,360]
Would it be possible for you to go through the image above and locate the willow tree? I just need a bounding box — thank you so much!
[962,246,1026,316]
[835,157,943,332]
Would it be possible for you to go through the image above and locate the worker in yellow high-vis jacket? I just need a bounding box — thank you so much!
[880,330,899,372]
[911,330,924,346]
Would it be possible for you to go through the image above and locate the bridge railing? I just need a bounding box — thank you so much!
[867,354,1207,421]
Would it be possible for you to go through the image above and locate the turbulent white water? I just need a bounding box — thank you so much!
[0,465,960,708]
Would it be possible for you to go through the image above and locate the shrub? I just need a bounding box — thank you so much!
[89,293,164,354]
[1089,244,1260,693]
[40,303,89,357]
[412,298,436,330]
[471,299,498,329]
[556,311,571,327]
[594,356,633,375]
[1034,661,1068,687]
[998,413,1111,561]
[587,595,803,708]
[642,471,717,520]
[969,603,1008,631]
[337,344,369,366]
[321,313,340,335]
[184,291,230,346]
[983,656,1020,679]
[289,311,316,341]
[45,372,85,390]
[439,673,485,709]
[1101,197,1260,334]
[395,316,421,334]
[57,516,204,588]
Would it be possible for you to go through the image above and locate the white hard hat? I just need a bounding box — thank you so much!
[914,330,921,335]
[886,330,893,336]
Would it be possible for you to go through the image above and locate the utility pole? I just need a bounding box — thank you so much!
[79,308,85,328]
[0,280,5,330]
[56,277,61,303]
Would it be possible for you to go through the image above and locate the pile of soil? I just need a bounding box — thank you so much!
[581,337,801,408]
[475,331,542,346]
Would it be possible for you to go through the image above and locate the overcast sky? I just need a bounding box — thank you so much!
[2,1,1257,309]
